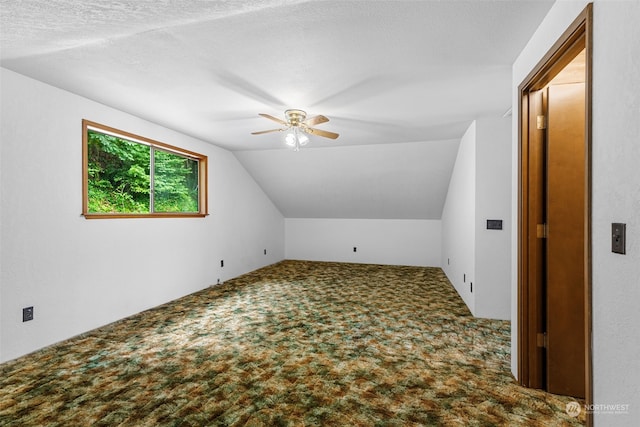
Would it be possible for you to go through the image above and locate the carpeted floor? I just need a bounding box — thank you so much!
[0,260,584,426]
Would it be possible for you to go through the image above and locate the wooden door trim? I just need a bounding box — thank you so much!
[517,3,592,423]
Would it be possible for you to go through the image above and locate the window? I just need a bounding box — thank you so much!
[82,120,208,218]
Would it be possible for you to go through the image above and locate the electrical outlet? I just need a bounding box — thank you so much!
[220,260,224,268]
[23,306,34,322]
[463,273,466,283]
[353,247,357,252]
[264,249,267,255]
[470,282,473,293]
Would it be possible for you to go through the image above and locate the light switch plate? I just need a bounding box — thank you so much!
[612,223,626,254]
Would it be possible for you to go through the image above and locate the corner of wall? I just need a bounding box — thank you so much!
[441,121,476,314]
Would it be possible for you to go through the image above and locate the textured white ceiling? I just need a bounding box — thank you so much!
[0,0,553,219]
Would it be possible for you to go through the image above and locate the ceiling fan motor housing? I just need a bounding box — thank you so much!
[285,109,306,127]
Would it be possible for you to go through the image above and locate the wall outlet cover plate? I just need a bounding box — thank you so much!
[23,306,34,322]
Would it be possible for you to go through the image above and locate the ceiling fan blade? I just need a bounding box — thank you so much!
[259,113,287,126]
[303,115,329,126]
[306,127,339,139]
[251,128,284,135]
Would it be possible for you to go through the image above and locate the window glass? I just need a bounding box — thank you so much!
[153,149,199,213]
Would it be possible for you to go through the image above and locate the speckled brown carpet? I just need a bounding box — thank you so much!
[0,260,584,426]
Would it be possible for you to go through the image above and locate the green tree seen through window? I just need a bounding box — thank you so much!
[153,149,199,213]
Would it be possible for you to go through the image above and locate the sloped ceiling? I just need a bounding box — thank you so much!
[0,0,554,219]
[235,139,460,219]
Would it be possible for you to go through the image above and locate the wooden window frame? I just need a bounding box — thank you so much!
[82,119,208,219]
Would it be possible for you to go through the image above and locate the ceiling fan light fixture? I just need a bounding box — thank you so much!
[285,131,296,147]
[285,127,309,151]
[298,131,309,146]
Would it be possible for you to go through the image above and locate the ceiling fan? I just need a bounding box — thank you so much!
[251,109,339,150]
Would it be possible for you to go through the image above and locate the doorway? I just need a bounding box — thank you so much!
[518,2,592,410]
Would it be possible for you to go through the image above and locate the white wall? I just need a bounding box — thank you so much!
[474,117,511,320]
[441,122,476,312]
[285,218,441,267]
[591,1,640,423]
[0,74,3,361]
[512,1,640,424]
[0,68,285,362]
[442,119,511,320]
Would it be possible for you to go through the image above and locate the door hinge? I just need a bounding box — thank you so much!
[537,115,547,130]
[537,332,548,348]
[537,223,548,239]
